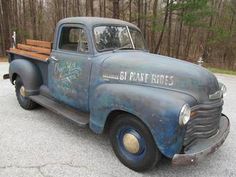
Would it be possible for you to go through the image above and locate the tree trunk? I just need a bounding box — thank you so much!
[86,0,89,16]
[77,0,80,16]
[143,0,147,39]
[176,8,184,58]
[0,0,5,55]
[151,0,158,52]
[184,26,193,59]
[29,0,37,39]
[202,0,217,61]
[222,10,235,69]
[167,0,173,56]
[0,0,11,53]
[17,0,23,42]
[65,0,68,17]
[138,0,141,28]
[23,0,27,39]
[129,0,132,22]
[154,0,169,53]
[113,0,120,19]
[90,0,94,16]
[103,0,106,17]
[38,0,43,40]
[99,0,102,17]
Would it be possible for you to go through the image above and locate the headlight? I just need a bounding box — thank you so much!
[179,104,191,125]
[220,83,227,97]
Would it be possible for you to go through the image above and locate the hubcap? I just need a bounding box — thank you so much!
[20,86,26,97]
[123,133,140,154]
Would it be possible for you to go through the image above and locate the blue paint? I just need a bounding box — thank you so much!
[89,84,196,157]
[48,17,221,158]
[7,17,228,164]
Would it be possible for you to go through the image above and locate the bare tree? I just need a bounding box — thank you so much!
[151,0,158,52]
[154,0,169,53]
[0,0,235,70]
[103,0,106,17]
[77,0,80,16]
[90,0,94,16]
[129,0,132,22]
[113,0,120,19]
[0,0,11,54]
[29,0,37,38]
[167,0,173,56]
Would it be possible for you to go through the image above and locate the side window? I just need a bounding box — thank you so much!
[59,26,89,53]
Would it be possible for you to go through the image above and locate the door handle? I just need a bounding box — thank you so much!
[50,56,58,62]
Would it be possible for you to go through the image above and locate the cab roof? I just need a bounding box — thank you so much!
[58,17,139,30]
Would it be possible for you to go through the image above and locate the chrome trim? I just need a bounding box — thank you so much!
[184,99,223,149]
[172,115,230,166]
[209,90,223,100]
[126,26,135,49]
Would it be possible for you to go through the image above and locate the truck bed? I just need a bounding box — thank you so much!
[8,39,52,61]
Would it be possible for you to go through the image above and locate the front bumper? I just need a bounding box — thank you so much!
[172,114,230,165]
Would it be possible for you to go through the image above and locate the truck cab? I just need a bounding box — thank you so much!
[6,17,230,172]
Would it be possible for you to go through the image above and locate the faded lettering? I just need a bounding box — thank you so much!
[103,71,175,87]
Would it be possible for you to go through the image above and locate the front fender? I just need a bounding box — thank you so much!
[9,59,42,95]
[90,84,197,158]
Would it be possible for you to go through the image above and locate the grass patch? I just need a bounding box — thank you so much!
[0,57,7,62]
[207,67,236,76]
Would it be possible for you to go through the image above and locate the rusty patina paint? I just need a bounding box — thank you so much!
[8,17,229,160]
[47,17,225,158]
[88,51,222,157]
[172,115,230,165]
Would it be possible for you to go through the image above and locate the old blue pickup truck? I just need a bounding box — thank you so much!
[4,17,230,172]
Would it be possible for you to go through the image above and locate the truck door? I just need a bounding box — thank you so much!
[48,24,92,112]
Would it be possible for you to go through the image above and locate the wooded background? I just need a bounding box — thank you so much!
[0,0,235,69]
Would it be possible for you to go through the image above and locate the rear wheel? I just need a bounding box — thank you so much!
[109,114,161,172]
[15,76,38,110]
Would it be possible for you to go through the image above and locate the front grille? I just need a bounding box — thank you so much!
[184,99,223,151]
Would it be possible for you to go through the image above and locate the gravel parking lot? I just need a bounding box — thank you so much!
[0,62,235,177]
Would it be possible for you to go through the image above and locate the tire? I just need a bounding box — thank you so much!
[109,114,161,172]
[15,76,38,110]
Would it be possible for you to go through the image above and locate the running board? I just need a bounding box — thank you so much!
[29,95,89,127]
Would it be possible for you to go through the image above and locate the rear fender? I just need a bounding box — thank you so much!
[9,59,42,95]
[89,83,196,158]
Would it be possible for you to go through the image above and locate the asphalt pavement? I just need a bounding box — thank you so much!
[0,62,235,177]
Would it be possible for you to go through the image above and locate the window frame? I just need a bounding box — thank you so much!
[92,24,147,53]
[57,23,91,54]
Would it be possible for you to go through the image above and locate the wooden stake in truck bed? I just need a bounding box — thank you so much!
[4,17,230,172]
[8,39,51,61]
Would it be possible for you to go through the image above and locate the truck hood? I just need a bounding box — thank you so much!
[100,51,220,103]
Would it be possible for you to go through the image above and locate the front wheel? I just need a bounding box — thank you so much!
[15,76,38,110]
[109,114,161,172]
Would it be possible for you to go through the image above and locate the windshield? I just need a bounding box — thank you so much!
[94,25,146,52]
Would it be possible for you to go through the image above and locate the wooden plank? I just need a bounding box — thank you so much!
[9,48,49,61]
[26,39,52,49]
[17,44,51,55]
